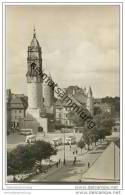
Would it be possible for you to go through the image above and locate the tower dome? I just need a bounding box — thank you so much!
[30,28,40,48]
[27,28,42,76]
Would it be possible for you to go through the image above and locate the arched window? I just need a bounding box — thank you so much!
[30,63,36,73]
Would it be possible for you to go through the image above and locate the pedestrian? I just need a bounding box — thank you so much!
[70,144,71,150]
[36,168,39,174]
[88,161,90,168]
[73,156,76,165]
[59,159,61,164]
[56,162,59,168]
[73,151,74,155]
[13,175,16,182]
[76,149,78,155]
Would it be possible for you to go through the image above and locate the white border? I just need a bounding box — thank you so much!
[1,1,124,194]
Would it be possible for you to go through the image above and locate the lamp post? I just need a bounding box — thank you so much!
[63,128,66,165]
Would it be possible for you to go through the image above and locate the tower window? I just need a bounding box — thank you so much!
[30,63,36,72]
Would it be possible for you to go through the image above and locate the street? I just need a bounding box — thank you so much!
[24,140,108,183]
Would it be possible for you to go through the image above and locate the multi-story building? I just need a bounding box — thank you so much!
[55,86,94,127]
[56,99,73,126]
[6,89,28,130]
[94,99,113,115]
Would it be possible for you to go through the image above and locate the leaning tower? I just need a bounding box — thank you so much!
[26,29,48,133]
[26,29,43,118]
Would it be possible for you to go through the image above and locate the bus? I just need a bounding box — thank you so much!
[20,129,33,136]
[25,135,36,143]
[51,138,62,146]
[65,136,76,145]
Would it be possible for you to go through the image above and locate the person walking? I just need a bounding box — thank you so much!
[56,162,59,168]
[88,161,90,169]
[76,149,78,155]
[73,156,77,165]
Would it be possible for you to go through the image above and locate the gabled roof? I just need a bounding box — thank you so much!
[82,141,120,182]
[10,96,25,109]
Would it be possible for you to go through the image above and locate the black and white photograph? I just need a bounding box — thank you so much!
[2,2,122,190]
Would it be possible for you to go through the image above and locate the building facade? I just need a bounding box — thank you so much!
[6,89,28,131]
[56,99,73,126]
[55,86,94,126]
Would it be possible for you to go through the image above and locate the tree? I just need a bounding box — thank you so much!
[77,139,85,153]
[31,141,57,166]
[68,111,86,127]
[7,144,35,176]
[101,96,120,113]
[94,112,114,141]
[7,141,57,178]
[94,107,102,115]
[69,109,114,149]
[68,110,95,149]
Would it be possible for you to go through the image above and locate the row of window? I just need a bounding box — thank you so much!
[14,110,23,114]
[56,113,68,118]
[56,119,69,125]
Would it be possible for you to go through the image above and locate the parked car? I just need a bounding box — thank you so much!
[20,129,33,136]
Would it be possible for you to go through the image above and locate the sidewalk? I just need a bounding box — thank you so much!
[25,140,108,182]
[24,162,65,182]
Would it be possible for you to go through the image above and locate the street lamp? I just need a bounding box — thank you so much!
[63,128,66,165]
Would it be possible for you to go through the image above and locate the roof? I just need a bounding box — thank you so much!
[73,94,87,105]
[114,138,120,149]
[55,96,90,115]
[30,30,40,48]
[9,96,26,109]
[82,141,120,182]
[87,87,92,97]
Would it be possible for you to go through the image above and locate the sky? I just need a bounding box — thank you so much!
[6,5,120,98]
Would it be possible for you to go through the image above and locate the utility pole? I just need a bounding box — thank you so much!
[114,142,115,180]
[63,128,66,165]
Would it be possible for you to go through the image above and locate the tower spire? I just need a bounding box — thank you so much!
[33,26,36,38]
